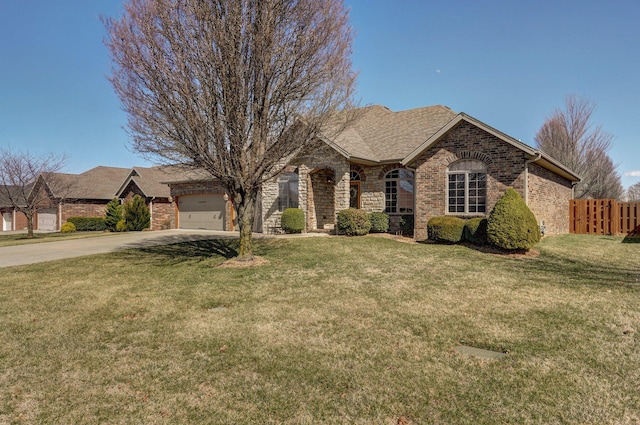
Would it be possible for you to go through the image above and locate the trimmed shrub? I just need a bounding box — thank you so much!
[116,219,127,232]
[427,216,466,243]
[336,208,371,236]
[67,216,107,231]
[60,221,76,233]
[281,208,305,233]
[123,195,150,231]
[368,212,389,233]
[487,188,541,251]
[105,198,123,232]
[464,218,488,245]
[399,214,414,236]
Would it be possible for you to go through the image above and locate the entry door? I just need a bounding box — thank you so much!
[2,212,12,231]
[349,182,360,209]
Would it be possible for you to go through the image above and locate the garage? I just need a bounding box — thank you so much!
[2,212,12,231]
[37,208,57,231]
[178,195,226,230]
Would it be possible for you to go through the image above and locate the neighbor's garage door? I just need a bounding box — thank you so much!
[178,195,226,230]
[37,208,57,231]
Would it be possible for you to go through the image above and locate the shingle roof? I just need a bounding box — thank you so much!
[0,185,28,207]
[56,166,131,200]
[328,104,458,163]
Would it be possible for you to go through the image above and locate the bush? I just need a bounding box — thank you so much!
[368,212,389,233]
[281,208,305,233]
[399,214,414,236]
[427,216,466,243]
[60,221,76,233]
[116,219,127,232]
[104,198,123,232]
[464,218,488,245]
[487,188,541,251]
[123,195,150,231]
[67,216,107,231]
[336,208,371,236]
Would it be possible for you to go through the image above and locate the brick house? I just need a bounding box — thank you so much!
[260,105,580,239]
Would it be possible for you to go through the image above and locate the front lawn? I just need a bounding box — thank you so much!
[0,231,114,247]
[0,235,638,424]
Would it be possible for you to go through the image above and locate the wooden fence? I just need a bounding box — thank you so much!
[569,199,640,235]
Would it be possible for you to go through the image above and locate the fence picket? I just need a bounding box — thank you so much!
[570,199,639,235]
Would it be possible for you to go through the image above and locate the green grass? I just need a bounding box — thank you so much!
[0,234,639,424]
[0,231,114,247]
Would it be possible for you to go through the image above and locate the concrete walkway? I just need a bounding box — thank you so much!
[0,229,327,268]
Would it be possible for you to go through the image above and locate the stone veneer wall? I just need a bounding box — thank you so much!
[527,163,573,234]
[412,121,528,241]
[262,141,350,233]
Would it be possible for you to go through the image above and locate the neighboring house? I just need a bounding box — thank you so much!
[0,185,28,231]
[258,104,580,239]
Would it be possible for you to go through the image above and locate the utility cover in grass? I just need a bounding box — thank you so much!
[455,345,507,360]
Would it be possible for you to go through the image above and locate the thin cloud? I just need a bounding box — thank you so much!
[623,170,640,177]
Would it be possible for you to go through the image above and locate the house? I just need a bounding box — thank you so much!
[257,105,580,239]
[0,185,28,231]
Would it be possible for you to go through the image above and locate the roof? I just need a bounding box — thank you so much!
[115,165,202,197]
[328,104,458,163]
[55,166,131,200]
[0,185,28,207]
[323,105,580,182]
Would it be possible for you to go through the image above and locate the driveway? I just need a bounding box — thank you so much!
[0,229,328,268]
[0,229,240,268]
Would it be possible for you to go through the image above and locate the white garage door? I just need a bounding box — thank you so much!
[37,208,57,231]
[178,195,226,230]
[2,212,12,231]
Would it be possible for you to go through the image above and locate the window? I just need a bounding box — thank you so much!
[447,160,486,214]
[385,169,414,213]
[350,170,361,209]
[277,172,298,211]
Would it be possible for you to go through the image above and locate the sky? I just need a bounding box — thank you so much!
[1,1,639,189]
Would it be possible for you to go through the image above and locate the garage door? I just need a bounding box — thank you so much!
[2,212,12,231]
[37,208,57,231]
[178,195,226,230]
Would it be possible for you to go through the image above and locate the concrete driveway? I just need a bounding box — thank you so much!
[0,229,239,268]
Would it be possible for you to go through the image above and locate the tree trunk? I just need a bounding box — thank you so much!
[26,213,34,239]
[235,191,256,260]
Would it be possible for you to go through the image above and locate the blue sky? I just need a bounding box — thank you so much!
[1,1,639,188]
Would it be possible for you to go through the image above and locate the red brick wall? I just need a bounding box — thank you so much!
[150,200,174,230]
[412,121,529,240]
[61,202,107,223]
[527,163,573,234]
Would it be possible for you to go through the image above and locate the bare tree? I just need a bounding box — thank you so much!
[535,96,624,200]
[0,149,68,238]
[104,0,357,259]
[627,182,640,202]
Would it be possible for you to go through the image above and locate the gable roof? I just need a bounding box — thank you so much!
[327,104,458,163]
[115,165,198,198]
[322,105,580,183]
[401,113,581,182]
[49,166,131,200]
[0,185,28,207]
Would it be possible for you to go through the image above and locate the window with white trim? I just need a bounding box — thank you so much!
[447,160,487,214]
[277,172,299,211]
[385,169,414,213]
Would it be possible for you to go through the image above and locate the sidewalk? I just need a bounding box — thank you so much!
[0,229,328,268]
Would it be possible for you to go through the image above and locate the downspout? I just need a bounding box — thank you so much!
[405,165,417,238]
[149,197,155,230]
[524,152,542,205]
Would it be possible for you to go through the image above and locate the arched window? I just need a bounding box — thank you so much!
[277,172,298,211]
[447,160,486,214]
[384,169,414,214]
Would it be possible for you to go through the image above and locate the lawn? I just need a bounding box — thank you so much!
[0,231,114,247]
[0,234,638,424]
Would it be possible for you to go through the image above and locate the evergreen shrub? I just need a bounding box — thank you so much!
[123,195,150,231]
[427,216,466,243]
[487,188,541,251]
[60,222,76,233]
[281,208,305,233]
[336,208,371,236]
[368,212,389,233]
[116,219,127,232]
[67,217,107,231]
[464,218,488,245]
[104,198,123,232]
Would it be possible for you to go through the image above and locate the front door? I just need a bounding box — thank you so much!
[349,182,360,209]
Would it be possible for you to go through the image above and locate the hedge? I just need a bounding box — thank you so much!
[67,217,107,231]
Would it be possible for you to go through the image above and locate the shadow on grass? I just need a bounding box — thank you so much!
[116,239,240,265]
[622,236,640,244]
